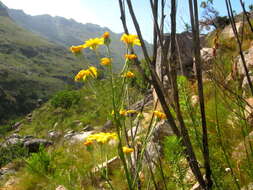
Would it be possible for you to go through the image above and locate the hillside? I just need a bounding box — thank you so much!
[7,7,151,65]
[0,3,88,122]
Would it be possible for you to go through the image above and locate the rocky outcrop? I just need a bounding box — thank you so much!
[156,32,194,79]
[221,21,243,38]
[0,134,53,153]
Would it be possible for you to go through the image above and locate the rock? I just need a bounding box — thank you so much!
[129,93,153,111]
[92,156,120,173]
[48,130,61,140]
[241,183,253,190]
[242,75,253,94]
[232,131,253,162]
[11,121,22,130]
[24,139,53,152]
[27,113,32,118]
[127,126,143,138]
[190,182,201,190]
[244,97,253,124]
[56,185,68,190]
[1,134,22,148]
[191,95,199,107]
[102,120,113,131]
[83,124,94,131]
[221,21,242,38]
[236,45,253,77]
[152,120,174,144]
[69,131,93,143]
[63,130,75,139]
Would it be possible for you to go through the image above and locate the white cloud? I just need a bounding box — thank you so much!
[1,0,100,24]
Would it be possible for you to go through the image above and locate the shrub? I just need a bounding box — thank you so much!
[0,143,28,167]
[26,146,55,175]
[50,90,81,109]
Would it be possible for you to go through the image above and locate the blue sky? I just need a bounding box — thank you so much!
[1,0,253,42]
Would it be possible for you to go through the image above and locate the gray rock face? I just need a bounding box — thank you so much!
[0,134,53,153]
[11,121,22,130]
[241,183,253,190]
[156,32,206,80]
[24,139,53,152]
[236,45,253,77]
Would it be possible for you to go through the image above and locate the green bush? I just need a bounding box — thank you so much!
[50,90,81,109]
[26,146,55,176]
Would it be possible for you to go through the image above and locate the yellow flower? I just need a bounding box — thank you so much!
[74,69,89,81]
[86,132,118,144]
[74,67,97,81]
[121,34,141,47]
[102,32,111,46]
[69,45,83,54]
[126,110,138,114]
[83,38,104,50]
[88,66,98,78]
[153,110,166,120]
[122,71,135,78]
[122,146,134,154]
[100,57,112,66]
[84,140,93,146]
[125,54,137,60]
[102,32,110,39]
[120,109,138,116]
[119,109,127,116]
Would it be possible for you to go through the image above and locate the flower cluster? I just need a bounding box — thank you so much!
[119,109,138,116]
[84,132,118,145]
[70,33,141,55]
[74,66,97,81]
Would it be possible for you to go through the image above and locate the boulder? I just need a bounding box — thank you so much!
[0,134,53,153]
[221,21,242,38]
[56,185,68,190]
[232,131,253,161]
[236,44,253,78]
[24,139,53,152]
[241,183,253,190]
[48,130,61,140]
[69,131,93,143]
[102,120,113,131]
[11,121,22,130]
[244,97,253,125]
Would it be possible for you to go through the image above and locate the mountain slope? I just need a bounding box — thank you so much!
[0,4,88,122]
[7,7,151,64]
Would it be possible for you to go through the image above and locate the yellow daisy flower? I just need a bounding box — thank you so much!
[102,32,110,39]
[122,146,134,154]
[153,110,167,120]
[100,57,112,66]
[88,66,98,78]
[69,45,83,54]
[121,34,141,47]
[122,71,135,78]
[83,38,104,50]
[125,54,137,60]
[74,66,97,81]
